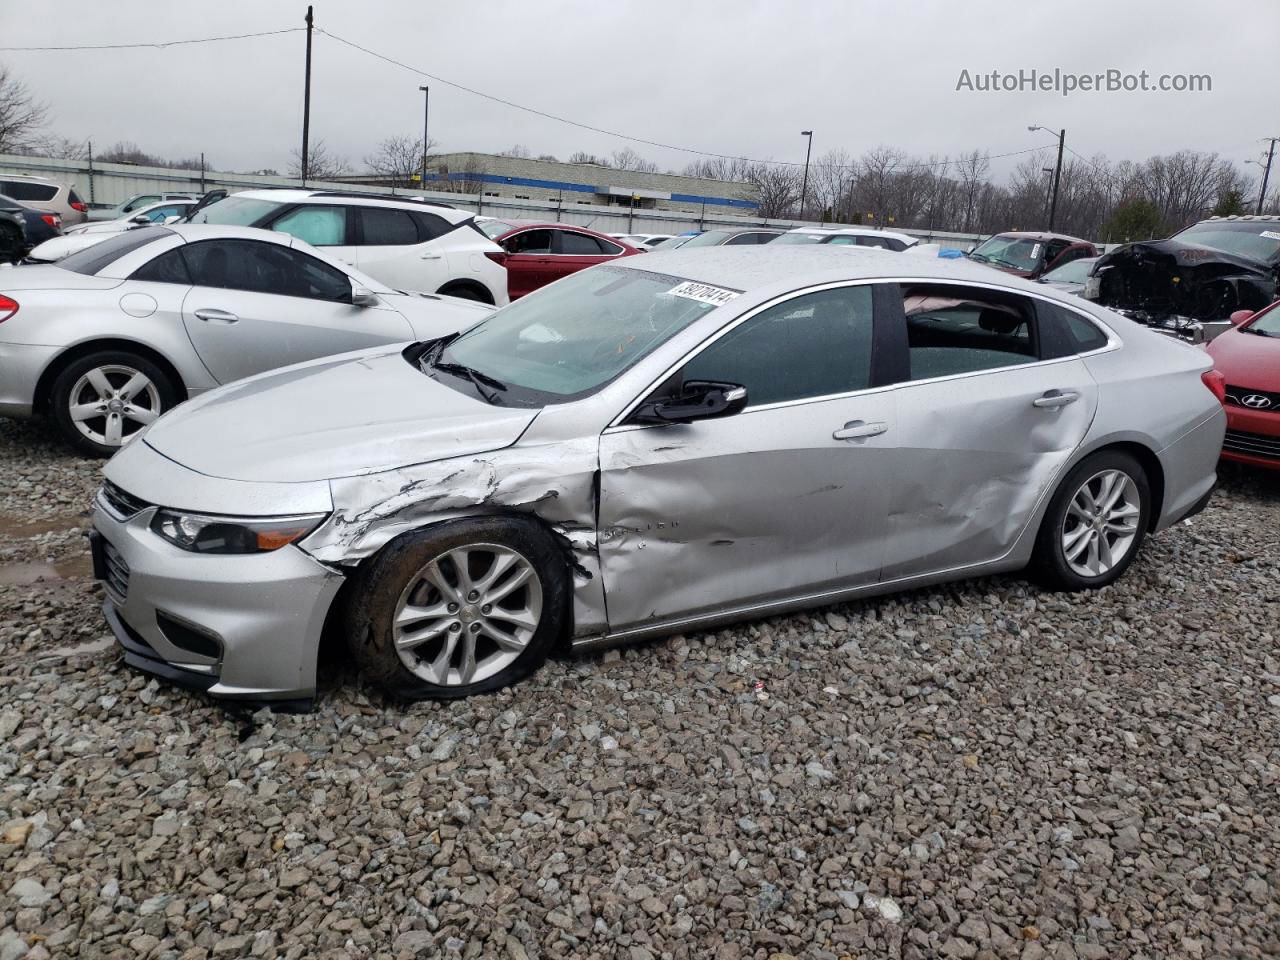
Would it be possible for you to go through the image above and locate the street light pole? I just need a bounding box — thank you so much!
[1028,125,1066,231]
[1257,137,1278,215]
[419,85,430,189]
[300,5,314,186]
[799,130,813,220]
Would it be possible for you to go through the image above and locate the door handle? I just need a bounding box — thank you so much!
[1033,389,1080,409]
[833,419,888,441]
[420,252,443,260]
[193,308,239,324]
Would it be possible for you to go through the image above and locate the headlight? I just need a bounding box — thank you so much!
[150,510,327,554]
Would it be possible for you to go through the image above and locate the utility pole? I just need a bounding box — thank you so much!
[1028,125,1065,230]
[200,152,206,193]
[86,140,95,206]
[419,85,430,189]
[300,5,314,186]
[1257,137,1278,215]
[799,130,813,220]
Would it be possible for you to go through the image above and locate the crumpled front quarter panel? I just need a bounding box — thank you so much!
[304,437,607,635]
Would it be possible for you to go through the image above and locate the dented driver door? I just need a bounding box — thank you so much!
[596,283,896,632]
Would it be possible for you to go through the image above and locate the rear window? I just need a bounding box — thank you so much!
[58,227,173,275]
[477,219,516,239]
[361,207,419,245]
[68,189,85,207]
[1,180,57,202]
[190,195,283,226]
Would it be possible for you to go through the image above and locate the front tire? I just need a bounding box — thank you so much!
[344,517,568,700]
[50,350,179,457]
[1031,450,1150,591]
[437,282,493,304]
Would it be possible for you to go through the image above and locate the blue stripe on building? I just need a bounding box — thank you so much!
[432,171,758,209]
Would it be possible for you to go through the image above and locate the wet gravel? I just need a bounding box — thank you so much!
[0,414,1278,960]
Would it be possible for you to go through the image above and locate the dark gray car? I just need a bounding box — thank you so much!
[0,193,60,254]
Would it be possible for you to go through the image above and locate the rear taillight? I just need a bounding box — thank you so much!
[41,214,58,228]
[71,201,87,212]
[484,251,508,266]
[1201,369,1226,403]
[0,296,18,323]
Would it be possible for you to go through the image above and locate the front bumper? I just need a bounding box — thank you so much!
[1220,405,1280,472]
[91,492,344,702]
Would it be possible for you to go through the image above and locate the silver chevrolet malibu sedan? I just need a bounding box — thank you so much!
[90,246,1225,707]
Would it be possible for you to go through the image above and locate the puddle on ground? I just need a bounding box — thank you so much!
[0,554,94,586]
[0,513,86,539]
[40,635,116,658]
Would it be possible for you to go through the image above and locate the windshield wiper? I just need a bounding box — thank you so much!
[420,337,508,404]
[988,257,1024,270]
[1242,326,1275,337]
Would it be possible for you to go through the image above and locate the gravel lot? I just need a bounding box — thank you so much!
[1,414,1277,960]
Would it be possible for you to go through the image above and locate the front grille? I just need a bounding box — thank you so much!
[99,480,151,520]
[102,539,130,602]
[1224,385,1280,412]
[1223,428,1280,460]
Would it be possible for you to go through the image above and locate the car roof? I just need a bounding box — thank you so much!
[788,225,917,242]
[0,173,58,183]
[992,230,1090,244]
[615,244,1076,297]
[228,188,467,220]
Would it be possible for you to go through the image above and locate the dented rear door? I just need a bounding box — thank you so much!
[879,356,1098,580]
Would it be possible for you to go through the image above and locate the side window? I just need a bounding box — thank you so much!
[360,207,419,245]
[505,229,554,254]
[131,248,192,285]
[857,236,893,249]
[412,211,452,242]
[828,235,859,245]
[901,284,1036,381]
[1037,300,1109,358]
[1042,240,1070,265]
[270,205,347,246]
[598,238,625,255]
[1,180,57,202]
[142,204,185,223]
[724,233,757,246]
[682,286,874,407]
[124,195,159,213]
[558,231,605,255]
[182,240,351,302]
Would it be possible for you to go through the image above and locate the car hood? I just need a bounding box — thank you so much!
[143,347,540,483]
[386,291,495,339]
[1205,326,1280,389]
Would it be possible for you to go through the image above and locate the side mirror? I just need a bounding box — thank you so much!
[638,380,748,424]
[351,284,379,307]
[1229,309,1254,326]
[130,213,151,224]
[965,244,976,255]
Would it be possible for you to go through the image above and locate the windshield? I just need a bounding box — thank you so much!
[1041,257,1095,284]
[1246,303,1280,337]
[57,227,172,275]
[1173,222,1280,263]
[188,196,283,226]
[678,230,735,248]
[477,219,516,239]
[970,235,1044,271]
[439,266,728,404]
[774,232,827,245]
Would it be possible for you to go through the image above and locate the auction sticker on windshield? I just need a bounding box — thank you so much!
[1261,230,1280,241]
[667,280,740,307]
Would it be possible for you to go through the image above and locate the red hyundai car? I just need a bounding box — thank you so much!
[1205,300,1280,470]
[477,220,641,299]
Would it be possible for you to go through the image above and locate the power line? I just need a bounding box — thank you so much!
[0,28,302,52]
[317,28,1045,173]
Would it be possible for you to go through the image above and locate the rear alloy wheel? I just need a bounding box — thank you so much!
[1032,450,1150,591]
[50,351,179,457]
[345,517,567,699]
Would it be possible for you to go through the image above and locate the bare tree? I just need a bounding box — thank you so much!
[97,141,163,165]
[953,150,990,232]
[609,148,659,173]
[568,151,611,166]
[0,66,47,153]
[288,139,349,181]
[498,144,533,159]
[27,134,88,160]
[364,134,438,186]
[535,153,559,163]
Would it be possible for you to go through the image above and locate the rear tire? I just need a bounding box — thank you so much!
[437,282,493,305]
[1031,450,1150,591]
[0,223,23,263]
[50,350,180,458]
[344,516,568,700]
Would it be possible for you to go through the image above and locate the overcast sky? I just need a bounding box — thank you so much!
[3,0,1275,180]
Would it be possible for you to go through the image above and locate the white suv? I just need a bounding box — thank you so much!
[190,189,509,305]
[775,226,920,251]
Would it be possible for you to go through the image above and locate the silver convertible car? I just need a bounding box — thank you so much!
[90,246,1225,707]
[0,224,492,455]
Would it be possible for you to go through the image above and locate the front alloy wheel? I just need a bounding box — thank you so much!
[50,350,179,457]
[393,543,543,687]
[345,517,568,700]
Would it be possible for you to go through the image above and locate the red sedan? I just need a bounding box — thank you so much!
[477,220,641,299]
[1205,300,1280,470]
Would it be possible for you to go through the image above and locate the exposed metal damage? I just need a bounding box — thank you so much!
[1088,239,1277,342]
